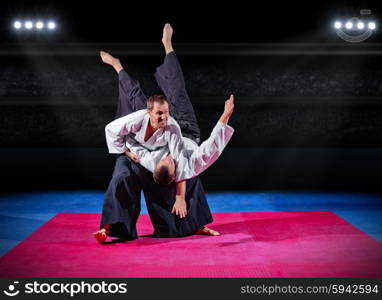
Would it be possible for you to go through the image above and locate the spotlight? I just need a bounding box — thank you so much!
[345,21,353,29]
[333,10,376,43]
[334,21,342,29]
[368,22,376,30]
[357,22,364,29]
[25,21,33,30]
[36,21,44,30]
[47,21,56,30]
[13,21,22,29]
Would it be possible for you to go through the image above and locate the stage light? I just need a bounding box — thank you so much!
[333,9,377,43]
[13,21,22,29]
[368,22,376,30]
[25,21,33,30]
[47,21,56,30]
[36,21,44,30]
[334,21,342,29]
[357,22,364,29]
[345,21,353,29]
[11,18,58,33]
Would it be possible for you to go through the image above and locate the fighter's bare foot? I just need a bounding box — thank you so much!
[93,228,108,244]
[100,51,117,65]
[161,23,174,54]
[162,23,173,44]
[100,51,123,73]
[195,226,220,236]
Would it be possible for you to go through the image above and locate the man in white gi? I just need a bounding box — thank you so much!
[104,96,234,184]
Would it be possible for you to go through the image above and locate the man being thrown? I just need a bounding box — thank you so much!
[93,24,234,243]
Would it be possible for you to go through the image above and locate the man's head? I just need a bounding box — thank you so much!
[153,153,176,186]
[147,94,170,129]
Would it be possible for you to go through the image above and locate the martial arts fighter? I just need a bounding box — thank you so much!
[104,95,235,184]
[93,24,234,243]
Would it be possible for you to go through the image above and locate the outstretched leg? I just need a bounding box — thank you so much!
[100,51,147,119]
[95,52,147,244]
[154,24,201,143]
[155,24,218,236]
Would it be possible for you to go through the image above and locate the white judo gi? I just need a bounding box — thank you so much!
[105,109,234,181]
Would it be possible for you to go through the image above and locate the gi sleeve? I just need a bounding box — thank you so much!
[171,121,235,181]
[105,110,145,154]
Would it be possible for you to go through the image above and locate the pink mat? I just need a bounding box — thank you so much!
[0,212,381,278]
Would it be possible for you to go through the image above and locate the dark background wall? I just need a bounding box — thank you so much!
[0,1,381,192]
[1,51,382,192]
[2,54,382,148]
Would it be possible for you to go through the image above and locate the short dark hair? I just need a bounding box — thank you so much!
[153,165,174,186]
[147,94,169,111]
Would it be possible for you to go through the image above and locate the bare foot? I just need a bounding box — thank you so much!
[195,226,220,236]
[100,51,117,65]
[93,228,108,244]
[161,23,174,54]
[162,23,173,44]
[100,51,123,73]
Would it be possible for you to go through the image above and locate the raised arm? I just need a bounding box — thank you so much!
[168,95,235,181]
